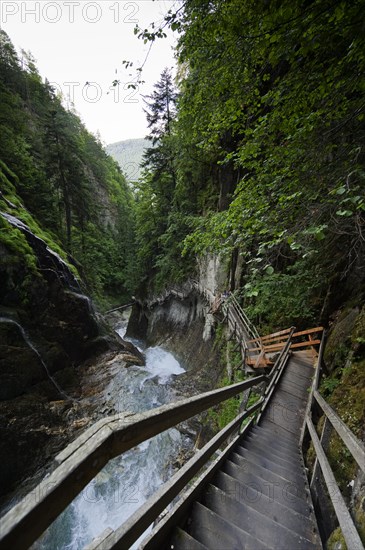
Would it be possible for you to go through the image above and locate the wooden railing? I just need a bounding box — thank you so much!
[245,326,324,368]
[301,333,365,550]
[227,294,260,341]
[104,301,135,315]
[0,332,295,550]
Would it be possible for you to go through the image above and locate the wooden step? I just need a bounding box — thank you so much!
[171,527,209,550]
[237,441,302,471]
[250,424,301,446]
[251,424,301,449]
[203,484,318,550]
[284,367,313,384]
[271,389,306,409]
[260,407,304,435]
[230,450,305,486]
[243,434,302,463]
[188,502,272,550]
[285,362,313,381]
[214,471,318,542]
[223,460,311,516]
[278,380,309,400]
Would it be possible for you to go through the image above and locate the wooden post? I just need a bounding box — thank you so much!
[310,416,332,488]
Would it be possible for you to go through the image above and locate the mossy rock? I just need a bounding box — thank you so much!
[352,306,365,354]
[327,527,348,550]
[324,308,359,372]
[327,358,365,438]
[354,496,365,544]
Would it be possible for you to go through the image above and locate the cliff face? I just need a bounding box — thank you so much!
[0,212,121,401]
[0,210,141,506]
[127,254,228,395]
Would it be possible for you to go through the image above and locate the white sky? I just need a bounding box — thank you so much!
[0,0,179,144]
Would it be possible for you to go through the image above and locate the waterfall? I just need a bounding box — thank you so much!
[32,321,188,550]
[0,317,72,400]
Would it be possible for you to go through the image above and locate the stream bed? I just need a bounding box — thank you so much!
[32,319,190,549]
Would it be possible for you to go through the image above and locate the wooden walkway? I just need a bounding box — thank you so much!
[167,351,322,549]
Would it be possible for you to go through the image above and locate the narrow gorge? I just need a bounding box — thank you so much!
[1,2,365,548]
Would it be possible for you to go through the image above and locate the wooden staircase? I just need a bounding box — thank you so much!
[1,298,364,550]
[168,352,322,550]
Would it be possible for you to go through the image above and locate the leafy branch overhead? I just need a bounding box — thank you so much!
[132,0,365,328]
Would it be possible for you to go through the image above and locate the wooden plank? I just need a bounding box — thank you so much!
[91,404,262,549]
[246,359,272,366]
[293,327,323,337]
[286,340,321,350]
[248,328,292,344]
[310,417,332,488]
[85,529,114,550]
[299,331,325,447]
[0,375,267,550]
[140,424,255,550]
[306,417,363,549]
[249,326,323,346]
[314,390,365,473]
[248,340,321,353]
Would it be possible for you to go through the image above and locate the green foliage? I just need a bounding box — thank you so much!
[0,30,137,307]
[208,375,241,430]
[241,259,323,331]
[131,0,365,328]
[0,215,37,272]
[327,527,348,550]
[134,68,188,291]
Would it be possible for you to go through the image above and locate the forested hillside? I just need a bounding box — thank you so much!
[106,138,148,182]
[134,0,365,332]
[0,29,136,307]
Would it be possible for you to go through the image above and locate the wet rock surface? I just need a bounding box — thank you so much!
[128,296,225,395]
[0,343,145,514]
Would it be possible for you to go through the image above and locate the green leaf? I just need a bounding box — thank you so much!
[336,210,353,217]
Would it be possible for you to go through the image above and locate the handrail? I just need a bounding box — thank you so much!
[306,418,363,549]
[248,327,324,352]
[256,326,295,422]
[313,390,365,473]
[228,294,260,341]
[248,326,323,345]
[0,375,267,549]
[89,330,294,549]
[301,330,365,549]
[0,326,294,550]
[88,400,264,550]
[104,301,135,315]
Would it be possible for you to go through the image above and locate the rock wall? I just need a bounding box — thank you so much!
[0,214,124,402]
[129,289,228,399]
[197,254,228,296]
[0,214,143,508]
[127,253,230,395]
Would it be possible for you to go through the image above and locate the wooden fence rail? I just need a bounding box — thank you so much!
[301,332,365,550]
[0,374,268,549]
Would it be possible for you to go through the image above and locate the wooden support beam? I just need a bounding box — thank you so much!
[248,327,292,344]
[249,326,324,346]
[248,339,321,353]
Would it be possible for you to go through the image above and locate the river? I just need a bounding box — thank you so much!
[32,318,189,549]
